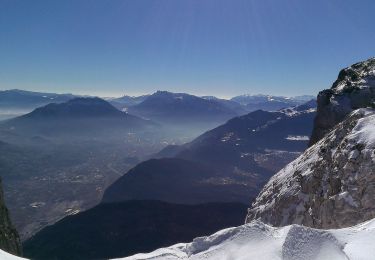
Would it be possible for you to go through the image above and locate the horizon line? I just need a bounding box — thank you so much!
[0,88,317,100]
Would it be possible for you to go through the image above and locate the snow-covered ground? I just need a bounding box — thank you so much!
[285,135,310,141]
[0,250,26,260]
[117,218,375,260]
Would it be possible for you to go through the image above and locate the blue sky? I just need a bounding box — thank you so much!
[0,0,375,98]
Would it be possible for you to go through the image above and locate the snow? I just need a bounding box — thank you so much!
[220,132,234,142]
[347,110,375,149]
[116,218,375,260]
[0,250,26,260]
[252,141,321,222]
[333,59,375,92]
[280,107,316,117]
[285,135,310,141]
[339,192,359,207]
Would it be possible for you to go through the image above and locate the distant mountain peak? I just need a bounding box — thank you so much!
[152,90,192,98]
[65,97,112,106]
[127,91,238,126]
[230,94,315,111]
[23,97,124,119]
[2,96,156,140]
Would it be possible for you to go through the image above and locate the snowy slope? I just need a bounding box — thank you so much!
[246,108,375,229]
[117,218,375,260]
[0,250,25,260]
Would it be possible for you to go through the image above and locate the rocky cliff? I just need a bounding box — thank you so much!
[309,57,375,145]
[0,178,22,255]
[246,57,375,229]
[246,109,375,228]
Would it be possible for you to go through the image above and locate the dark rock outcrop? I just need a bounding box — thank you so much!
[0,178,22,255]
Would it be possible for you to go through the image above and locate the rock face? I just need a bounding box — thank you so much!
[310,57,375,145]
[247,58,375,229]
[246,108,375,228]
[0,178,22,255]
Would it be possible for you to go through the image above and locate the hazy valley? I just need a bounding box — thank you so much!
[1,2,374,259]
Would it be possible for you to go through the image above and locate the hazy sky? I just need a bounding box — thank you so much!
[1,0,375,98]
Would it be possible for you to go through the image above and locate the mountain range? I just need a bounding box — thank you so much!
[22,99,316,259]
[3,56,375,260]
[231,94,314,112]
[103,103,316,205]
[108,95,150,110]
[0,89,314,133]
[115,58,375,260]
[0,98,165,240]
[0,89,312,116]
[126,91,240,134]
[0,89,317,259]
